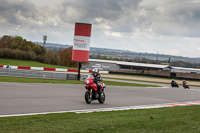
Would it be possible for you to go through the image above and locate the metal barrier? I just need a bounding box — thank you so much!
[0,68,88,81]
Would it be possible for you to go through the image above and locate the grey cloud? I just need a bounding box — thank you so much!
[1,0,199,39]
[142,0,200,37]
[58,0,143,31]
[0,0,37,25]
[0,0,62,33]
[0,0,144,34]
[58,0,122,22]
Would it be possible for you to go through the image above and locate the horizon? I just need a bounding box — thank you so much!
[35,41,200,59]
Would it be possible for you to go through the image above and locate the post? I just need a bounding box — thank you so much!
[156,51,158,61]
[43,35,47,47]
[77,62,82,80]
[139,53,141,62]
[168,57,171,65]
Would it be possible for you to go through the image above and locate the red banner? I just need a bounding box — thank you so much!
[72,23,92,62]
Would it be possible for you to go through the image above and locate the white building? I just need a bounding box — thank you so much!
[82,59,200,74]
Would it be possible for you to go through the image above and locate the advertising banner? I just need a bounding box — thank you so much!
[72,23,92,62]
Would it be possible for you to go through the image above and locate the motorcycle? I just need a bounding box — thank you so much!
[84,75,106,104]
[171,82,179,88]
[183,83,190,89]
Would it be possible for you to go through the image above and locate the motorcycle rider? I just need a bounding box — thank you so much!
[171,79,179,87]
[6,64,10,69]
[171,79,176,85]
[182,80,186,87]
[91,68,102,91]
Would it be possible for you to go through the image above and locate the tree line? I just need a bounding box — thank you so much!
[0,35,78,67]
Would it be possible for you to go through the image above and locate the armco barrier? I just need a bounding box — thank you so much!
[0,65,109,74]
[0,68,88,81]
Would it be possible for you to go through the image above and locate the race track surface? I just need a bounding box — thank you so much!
[0,82,200,116]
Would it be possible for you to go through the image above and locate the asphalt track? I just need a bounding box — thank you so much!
[0,80,200,116]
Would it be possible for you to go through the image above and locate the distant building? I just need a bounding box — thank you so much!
[83,59,200,74]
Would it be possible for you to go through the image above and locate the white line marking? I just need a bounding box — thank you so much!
[0,100,200,117]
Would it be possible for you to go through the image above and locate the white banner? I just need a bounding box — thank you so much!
[73,36,91,51]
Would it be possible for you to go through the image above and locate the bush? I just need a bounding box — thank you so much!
[0,48,37,61]
[36,55,46,63]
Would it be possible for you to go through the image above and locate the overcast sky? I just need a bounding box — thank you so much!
[0,0,200,57]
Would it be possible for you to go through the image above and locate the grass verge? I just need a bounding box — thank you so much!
[0,105,200,133]
[103,76,169,84]
[0,76,160,87]
[103,77,200,87]
[107,73,200,82]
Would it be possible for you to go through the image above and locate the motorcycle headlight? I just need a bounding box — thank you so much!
[103,83,106,88]
[86,80,89,85]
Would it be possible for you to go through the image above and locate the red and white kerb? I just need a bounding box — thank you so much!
[72,23,92,62]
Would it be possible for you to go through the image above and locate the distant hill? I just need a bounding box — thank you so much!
[35,42,71,49]
[34,42,200,63]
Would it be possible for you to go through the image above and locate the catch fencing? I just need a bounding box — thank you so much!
[0,68,88,81]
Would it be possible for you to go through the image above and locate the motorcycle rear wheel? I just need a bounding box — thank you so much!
[98,91,105,104]
[85,91,92,104]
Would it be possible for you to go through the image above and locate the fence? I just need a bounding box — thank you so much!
[0,68,88,81]
[0,65,109,74]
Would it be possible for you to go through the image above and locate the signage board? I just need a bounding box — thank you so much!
[72,23,92,62]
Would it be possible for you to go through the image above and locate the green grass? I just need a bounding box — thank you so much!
[108,73,200,82]
[0,76,83,84]
[0,105,200,133]
[103,76,200,87]
[109,73,170,79]
[0,58,76,69]
[0,76,160,87]
[103,76,169,84]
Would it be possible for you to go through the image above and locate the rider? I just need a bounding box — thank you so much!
[91,68,102,90]
[171,79,176,85]
[6,64,10,69]
[182,80,186,87]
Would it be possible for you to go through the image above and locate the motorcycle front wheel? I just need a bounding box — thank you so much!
[98,91,105,104]
[85,91,92,104]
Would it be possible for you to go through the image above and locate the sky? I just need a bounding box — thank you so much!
[0,0,200,57]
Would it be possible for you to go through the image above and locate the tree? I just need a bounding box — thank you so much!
[33,45,46,55]
[0,35,14,48]
[44,49,59,65]
[59,47,78,67]
[0,35,46,61]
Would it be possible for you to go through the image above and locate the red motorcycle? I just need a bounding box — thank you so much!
[84,75,106,104]
[183,83,190,89]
